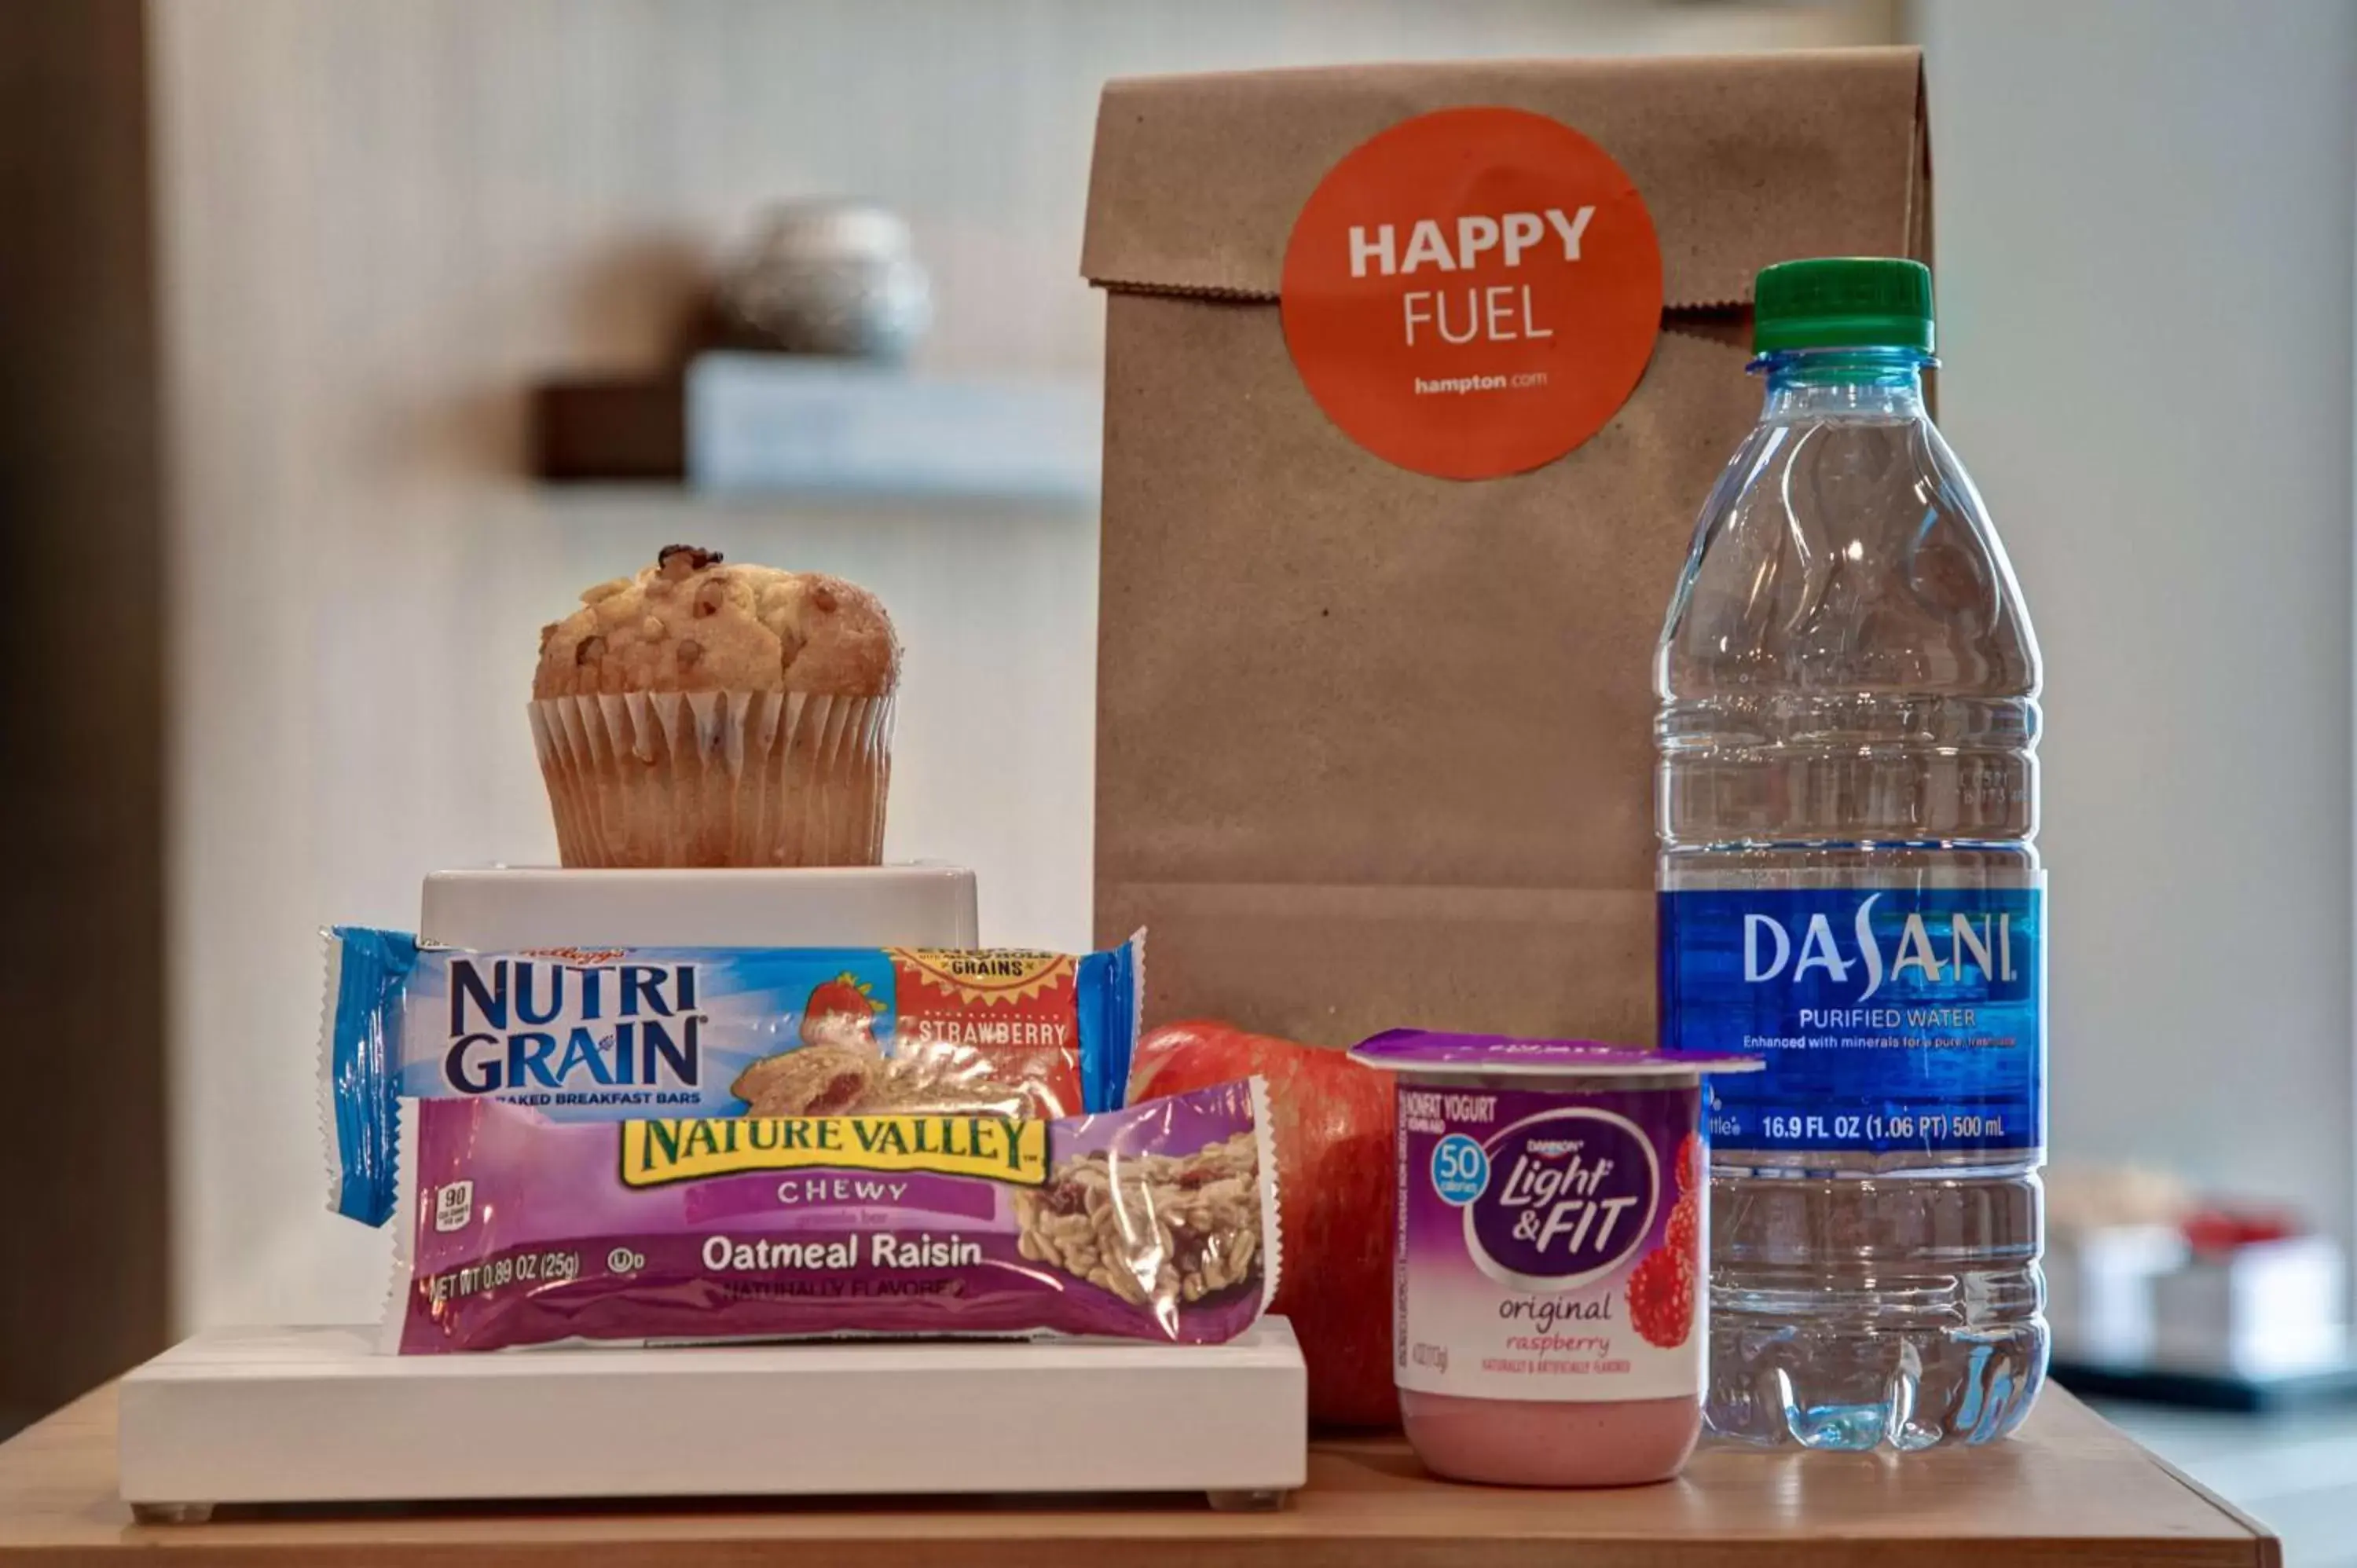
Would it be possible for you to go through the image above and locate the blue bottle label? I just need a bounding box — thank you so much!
[1658,886,2044,1156]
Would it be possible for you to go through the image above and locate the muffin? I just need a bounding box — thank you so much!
[530,545,898,866]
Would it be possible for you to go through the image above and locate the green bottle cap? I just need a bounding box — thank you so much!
[1753,258,1934,354]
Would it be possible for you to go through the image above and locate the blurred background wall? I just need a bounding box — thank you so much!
[151,0,1891,1331]
[1921,0,2357,1276]
[129,0,2357,1336]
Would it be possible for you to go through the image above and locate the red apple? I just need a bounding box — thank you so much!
[1132,1020,1398,1428]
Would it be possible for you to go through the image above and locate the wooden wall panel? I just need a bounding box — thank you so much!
[0,0,169,1423]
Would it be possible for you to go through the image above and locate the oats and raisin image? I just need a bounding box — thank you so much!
[1013,1132,1263,1313]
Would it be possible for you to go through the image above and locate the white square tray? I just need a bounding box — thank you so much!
[117,1321,1306,1515]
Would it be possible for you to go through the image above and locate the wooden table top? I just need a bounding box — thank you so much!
[0,1381,2278,1566]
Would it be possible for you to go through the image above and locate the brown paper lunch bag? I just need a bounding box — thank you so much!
[1085,48,1931,1047]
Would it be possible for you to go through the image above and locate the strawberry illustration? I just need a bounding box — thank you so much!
[800,973,883,1047]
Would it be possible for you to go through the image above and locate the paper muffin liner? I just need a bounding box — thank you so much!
[530,689,892,867]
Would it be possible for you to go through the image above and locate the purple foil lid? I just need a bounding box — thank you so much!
[1349,1030,1761,1079]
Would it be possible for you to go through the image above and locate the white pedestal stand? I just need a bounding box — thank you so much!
[119,1321,1307,1518]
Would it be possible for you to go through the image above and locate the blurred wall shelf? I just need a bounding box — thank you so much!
[533,353,1100,503]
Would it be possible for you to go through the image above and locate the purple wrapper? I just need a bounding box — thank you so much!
[388,1079,1277,1353]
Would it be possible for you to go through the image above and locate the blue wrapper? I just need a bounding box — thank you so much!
[320,929,1142,1226]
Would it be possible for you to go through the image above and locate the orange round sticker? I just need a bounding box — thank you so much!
[1280,107,1663,481]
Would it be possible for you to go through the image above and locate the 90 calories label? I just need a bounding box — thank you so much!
[1395,1084,1703,1403]
[1659,885,2046,1157]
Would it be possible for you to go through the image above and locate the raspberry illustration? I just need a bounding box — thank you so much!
[1626,1245,1694,1348]
[1665,1192,1700,1264]
[1676,1130,1707,1200]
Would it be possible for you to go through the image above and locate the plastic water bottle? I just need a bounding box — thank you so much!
[1655,258,2046,1449]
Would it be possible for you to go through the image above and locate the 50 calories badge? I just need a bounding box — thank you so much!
[1279,106,1663,480]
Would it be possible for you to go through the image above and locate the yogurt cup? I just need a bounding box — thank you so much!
[1349,1031,1760,1487]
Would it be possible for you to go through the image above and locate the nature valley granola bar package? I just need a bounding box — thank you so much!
[385,1079,1277,1352]
[321,928,1142,1225]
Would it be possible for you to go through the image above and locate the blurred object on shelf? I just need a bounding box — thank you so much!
[530,355,1098,501]
[2179,1203,2305,1255]
[2152,1229,2347,1376]
[2048,1165,2354,1409]
[2047,1163,2194,1234]
[2046,1164,2195,1365]
[712,200,931,361]
[2047,1222,2187,1367]
[687,354,1096,500]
